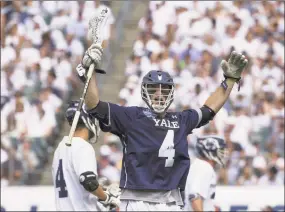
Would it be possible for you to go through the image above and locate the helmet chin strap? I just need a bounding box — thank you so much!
[152,108,166,119]
[152,104,165,113]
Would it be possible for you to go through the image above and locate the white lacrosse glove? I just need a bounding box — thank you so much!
[77,44,106,83]
[82,43,103,70]
[99,184,121,210]
[220,51,248,90]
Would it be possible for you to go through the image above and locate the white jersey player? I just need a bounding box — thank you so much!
[52,100,121,211]
[184,136,227,211]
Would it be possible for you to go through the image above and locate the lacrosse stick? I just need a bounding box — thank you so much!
[66,8,109,146]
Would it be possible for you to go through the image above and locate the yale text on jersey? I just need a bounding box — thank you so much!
[153,118,180,129]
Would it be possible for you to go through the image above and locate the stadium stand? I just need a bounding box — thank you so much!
[1,1,284,187]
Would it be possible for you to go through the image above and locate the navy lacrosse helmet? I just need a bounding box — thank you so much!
[196,135,228,166]
[65,100,100,143]
[141,70,175,114]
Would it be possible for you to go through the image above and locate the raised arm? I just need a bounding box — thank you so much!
[85,73,100,110]
[203,78,236,113]
[76,44,104,110]
[204,51,248,113]
[193,51,248,129]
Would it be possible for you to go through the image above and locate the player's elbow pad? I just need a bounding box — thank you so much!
[197,105,216,128]
[79,171,99,192]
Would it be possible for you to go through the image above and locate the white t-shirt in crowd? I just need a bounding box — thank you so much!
[26,106,57,138]
[42,92,63,113]
[228,114,252,149]
[258,175,284,186]
[52,136,101,211]
[1,46,16,68]
[151,3,175,37]
[184,158,217,211]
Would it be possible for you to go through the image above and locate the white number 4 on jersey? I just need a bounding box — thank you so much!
[159,130,175,167]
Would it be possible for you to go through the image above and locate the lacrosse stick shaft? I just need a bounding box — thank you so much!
[66,63,95,146]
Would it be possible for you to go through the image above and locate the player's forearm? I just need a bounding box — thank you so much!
[191,197,204,212]
[92,185,107,201]
[85,74,100,110]
[204,78,235,113]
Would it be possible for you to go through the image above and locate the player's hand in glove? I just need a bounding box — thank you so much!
[82,43,103,69]
[99,184,121,210]
[220,51,248,90]
[76,44,106,83]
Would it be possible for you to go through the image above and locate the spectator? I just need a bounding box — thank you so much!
[15,140,41,185]
[237,166,258,185]
[105,134,123,170]
[26,99,56,164]
[98,145,120,184]
[258,165,283,185]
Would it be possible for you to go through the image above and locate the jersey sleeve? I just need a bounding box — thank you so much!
[97,102,138,135]
[181,108,202,134]
[72,143,98,177]
[186,161,212,200]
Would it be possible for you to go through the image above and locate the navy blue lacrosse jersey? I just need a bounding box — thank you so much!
[97,102,201,191]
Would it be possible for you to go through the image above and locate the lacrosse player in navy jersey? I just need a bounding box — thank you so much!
[75,43,248,211]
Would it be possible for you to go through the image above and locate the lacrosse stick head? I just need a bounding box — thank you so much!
[88,7,109,45]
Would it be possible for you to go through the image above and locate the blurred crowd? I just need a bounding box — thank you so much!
[1,1,114,186]
[1,0,284,188]
[100,1,284,186]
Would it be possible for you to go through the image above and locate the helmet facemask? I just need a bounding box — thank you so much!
[81,114,101,144]
[197,137,229,167]
[216,148,229,167]
[202,148,229,167]
[141,83,174,114]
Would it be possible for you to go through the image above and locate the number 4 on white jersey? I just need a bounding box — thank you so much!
[159,130,175,167]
